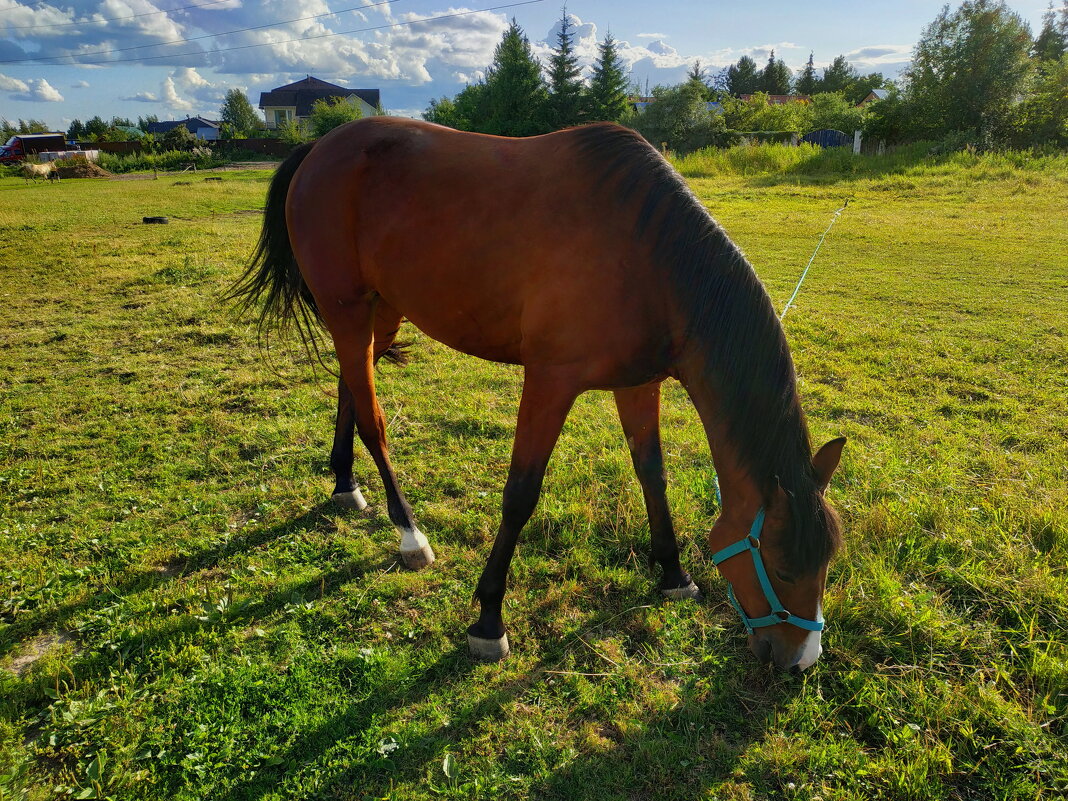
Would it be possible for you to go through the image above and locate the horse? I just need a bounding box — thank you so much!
[229,117,846,673]
[20,162,55,183]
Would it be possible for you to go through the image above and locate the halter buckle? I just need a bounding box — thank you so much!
[746,535,760,550]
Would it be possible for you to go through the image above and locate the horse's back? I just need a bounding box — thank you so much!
[288,118,681,384]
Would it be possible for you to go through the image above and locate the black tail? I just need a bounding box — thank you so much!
[227,142,319,343]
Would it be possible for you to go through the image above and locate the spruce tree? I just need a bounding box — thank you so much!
[795,53,819,95]
[546,9,585,129]
[484,19,549,136]
[1033,2,1067,61]
[589,32,630,122]
[725,55,760,95]
[685,60,713,100]
[759,50,793,94]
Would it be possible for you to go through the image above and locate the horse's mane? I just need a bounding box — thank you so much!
[570,123,840,573]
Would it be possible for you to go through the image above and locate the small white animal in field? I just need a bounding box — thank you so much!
[20,162,55,183]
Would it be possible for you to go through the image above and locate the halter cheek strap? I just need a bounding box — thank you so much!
[710,507,824,635]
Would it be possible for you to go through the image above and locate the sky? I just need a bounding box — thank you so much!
[0,0,1057,130]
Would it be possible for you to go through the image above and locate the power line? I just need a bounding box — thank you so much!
[1,0,233,29]
[2,0,545,67]
[1,0,407,64]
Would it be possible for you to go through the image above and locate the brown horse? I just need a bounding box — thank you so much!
[230,117,845,672]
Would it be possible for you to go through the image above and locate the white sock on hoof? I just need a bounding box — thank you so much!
[661,580,703,600]
[468,632,510,661]
[331,488,368,510]
[399,526,435,569]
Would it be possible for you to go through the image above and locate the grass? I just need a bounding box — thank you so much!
[0,148,1066,800]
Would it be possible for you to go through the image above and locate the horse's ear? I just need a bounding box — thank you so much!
[812,437,846,492]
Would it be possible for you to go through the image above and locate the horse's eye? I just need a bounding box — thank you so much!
[775,570,796,584]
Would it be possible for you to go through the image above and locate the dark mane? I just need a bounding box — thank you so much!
[570,123,840,573]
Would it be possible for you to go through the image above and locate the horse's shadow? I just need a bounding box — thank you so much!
[212,603,795,801]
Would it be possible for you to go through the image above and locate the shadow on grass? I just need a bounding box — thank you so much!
[211,597,795,801]
[0,501,344,661]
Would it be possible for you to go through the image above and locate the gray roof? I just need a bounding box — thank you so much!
[258,76,380,116]
[146,116,220,135]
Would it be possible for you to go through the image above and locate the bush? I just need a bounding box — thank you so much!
[95,148,224,174]
[631,81,725,153]
[307,96,364,139]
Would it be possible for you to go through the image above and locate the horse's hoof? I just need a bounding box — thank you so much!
[331,489,368,510]
[662,580,703,601]
[400,543,435,570]
[468,632,510,661]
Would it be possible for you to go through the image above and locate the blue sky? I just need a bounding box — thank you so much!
[0,0,1056,129]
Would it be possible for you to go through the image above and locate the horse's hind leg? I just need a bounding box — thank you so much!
[327,297,433,569]
[329,302,405,511]
[613,384,702,600]
[329,377,366,510]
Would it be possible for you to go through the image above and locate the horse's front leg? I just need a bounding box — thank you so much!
[614,384,701,599]
[468,370,579,660]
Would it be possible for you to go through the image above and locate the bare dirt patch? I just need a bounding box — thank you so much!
[5,632,74,676]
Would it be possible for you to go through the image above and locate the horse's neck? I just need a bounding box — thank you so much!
[676,354,766,527]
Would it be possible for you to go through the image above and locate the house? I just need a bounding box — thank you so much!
[145,116,221,140]
[258,76,380,129]
[739,94,811,105]
[630,96,722,114]
[858,89,890,107]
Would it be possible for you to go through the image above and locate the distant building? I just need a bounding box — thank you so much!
[630,96,722,114]
[258,76,380,129]
[146,116,221,140]
[858,89,890,107]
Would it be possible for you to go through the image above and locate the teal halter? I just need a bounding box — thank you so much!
[710,507,825,635]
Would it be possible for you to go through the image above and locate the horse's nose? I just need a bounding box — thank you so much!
[748,634,773,665]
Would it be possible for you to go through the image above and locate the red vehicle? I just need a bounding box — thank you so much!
[0,133,68,165]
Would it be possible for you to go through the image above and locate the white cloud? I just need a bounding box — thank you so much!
[122,90,159,102]
[0,72,29,92]
[161,74,193,111]
[844,43,913,70]
[71,79,90,88]
[10,77,64,101]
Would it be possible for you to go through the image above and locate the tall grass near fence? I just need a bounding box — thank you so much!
[95,148,226,174]
[673,140,1068,180]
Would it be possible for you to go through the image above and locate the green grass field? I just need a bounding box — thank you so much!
[1,150,1066,800]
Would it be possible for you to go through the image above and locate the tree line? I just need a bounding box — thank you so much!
[424,1,1068,152]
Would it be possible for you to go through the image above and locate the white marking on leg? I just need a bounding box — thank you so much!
[795,603,823,671]
[400,526,429,553]
[398,526,435,569]
[331,488,367,510]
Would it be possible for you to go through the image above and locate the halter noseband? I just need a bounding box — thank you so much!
[710,508,824,635]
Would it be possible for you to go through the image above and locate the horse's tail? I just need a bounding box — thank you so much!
[227,141,319,342]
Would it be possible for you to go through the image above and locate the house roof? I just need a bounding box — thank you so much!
[146,116,220,135]
[258,76,380,116]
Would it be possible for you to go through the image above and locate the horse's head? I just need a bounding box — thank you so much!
[711,438,845,672]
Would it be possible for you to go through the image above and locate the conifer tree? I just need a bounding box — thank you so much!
[759,50,793,94]
[725,55,760,95]
[795,53,819,95]
[485,19,549,136]
[1033,2,1067,61]
[589,32,630,122]
[546,9,585,129]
